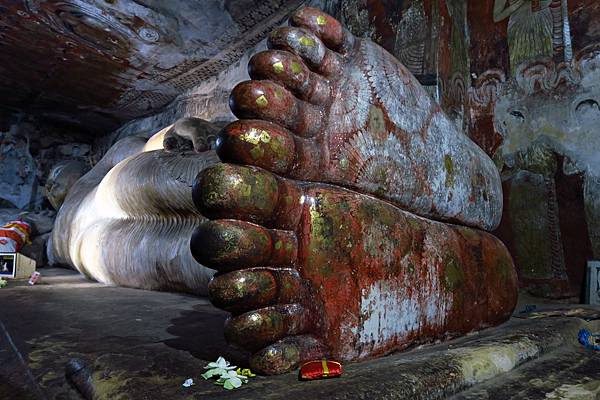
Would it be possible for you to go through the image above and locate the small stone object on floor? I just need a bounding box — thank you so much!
[519,304,537,314]
[182,378,194,388]
[65,358,95,400]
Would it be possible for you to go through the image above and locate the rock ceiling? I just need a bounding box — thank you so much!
[0,0,306,133]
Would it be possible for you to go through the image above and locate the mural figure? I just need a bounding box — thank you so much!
[442,0,471,120]
[394,0,428,77]
[503,146,571,297]
[446,0,470,80]
[493,0,554,73]
[191,7,518,375]
[494,49,600,293]
[493,0,572,74]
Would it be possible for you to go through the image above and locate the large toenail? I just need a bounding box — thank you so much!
[230,80,323,137]
[224,304,311,351]
[209,268,304,314]
[217,120,296,175]
[249,335,328,375]
[193,163,279,223]
[290,7,353,53]
[248,51,330,104]
[190,220,297,271]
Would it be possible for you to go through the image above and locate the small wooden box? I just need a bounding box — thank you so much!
[0,252,36,279]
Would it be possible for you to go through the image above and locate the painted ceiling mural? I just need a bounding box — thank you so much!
[0,0,308,132]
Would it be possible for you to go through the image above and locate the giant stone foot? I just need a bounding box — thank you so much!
[191,7,516,375]
[219,7,502,231]
[191,164,517,375]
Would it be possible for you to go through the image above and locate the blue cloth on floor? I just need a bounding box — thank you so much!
[578,329,600,351]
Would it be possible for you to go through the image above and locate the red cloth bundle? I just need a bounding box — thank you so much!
[299,359,342,380]
[0,220,31,252]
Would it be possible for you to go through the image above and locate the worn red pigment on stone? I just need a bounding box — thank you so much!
[191,6,518,375]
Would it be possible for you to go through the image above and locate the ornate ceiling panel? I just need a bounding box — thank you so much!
[0,0,305,132]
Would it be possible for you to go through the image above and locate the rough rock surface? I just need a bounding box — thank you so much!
[0,117,92,212]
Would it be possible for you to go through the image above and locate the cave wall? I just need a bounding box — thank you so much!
[0,114,92,211]
[0,0,315,133]
[467,0,600,299]
[0,113,93,265]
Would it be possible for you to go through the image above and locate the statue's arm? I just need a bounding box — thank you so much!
[493,0,524,22]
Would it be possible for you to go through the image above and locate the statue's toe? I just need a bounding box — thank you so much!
[250,335,328,375]
[268,26,344,77]
[192,163,305,228]
[208,268,305,314]
[216,119,323,180]
[190,219,297,272]
[224,304,312,351]
[290,7,354,54]
[229,79,323,138]
[163,117,219,153]
[248,50,331,105]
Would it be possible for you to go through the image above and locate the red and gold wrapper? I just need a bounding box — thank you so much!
[299,359,342,380]
[0,220,31,252]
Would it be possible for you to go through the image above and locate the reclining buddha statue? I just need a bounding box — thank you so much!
[49,6,517,376]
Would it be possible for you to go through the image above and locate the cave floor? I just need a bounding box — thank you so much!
[1,267,600,400]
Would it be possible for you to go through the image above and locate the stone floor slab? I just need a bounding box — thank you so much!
[1,267,598,399]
